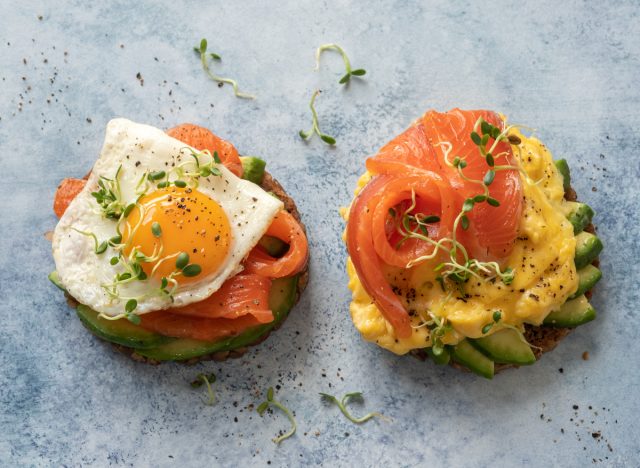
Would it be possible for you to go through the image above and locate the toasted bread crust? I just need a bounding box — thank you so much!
[111,171,309,364]
[410,182,599,373]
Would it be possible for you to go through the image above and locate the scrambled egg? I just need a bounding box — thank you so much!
[346,130,579,355]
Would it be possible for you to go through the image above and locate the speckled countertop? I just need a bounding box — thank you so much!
[1,1,639,466]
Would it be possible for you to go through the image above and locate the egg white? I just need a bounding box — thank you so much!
[52,118,283,316]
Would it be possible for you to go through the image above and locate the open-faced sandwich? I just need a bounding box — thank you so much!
[50,119,308,363]
[344,108,602,378]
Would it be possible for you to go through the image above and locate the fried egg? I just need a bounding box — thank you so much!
[52,118,283,316]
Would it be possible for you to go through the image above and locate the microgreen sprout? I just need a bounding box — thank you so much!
[194,38,255,99]
[481,310,503,334]
[176,252,189,270]
[190,373,217,406]
[315,43,366,85]
[428,312,453,355]
[151,222,162,238]
[299,90,336,145]
[154,147,222,190]
[91,165,126,219]
[320,392,384,424]
[148,170,166,181]
[124,299,140,324]
[182,264,202,277]
[174,252,202,278]
[256,387,296,444]
[71,228,108,255]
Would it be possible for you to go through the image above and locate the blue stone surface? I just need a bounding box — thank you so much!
[1,1,638,466]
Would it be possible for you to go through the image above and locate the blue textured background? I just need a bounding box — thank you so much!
[1,1,638,466]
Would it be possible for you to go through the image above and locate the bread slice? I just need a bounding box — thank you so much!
[108,171,308,364]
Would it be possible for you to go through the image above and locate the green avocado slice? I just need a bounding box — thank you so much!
[76,305,172,349]
[452,339,494,379]
[565,201,595,234]
[569,264,602,299]
[258,235,289,257]
[471,328,535,365]
[554,159,571,191]
[136,275,299,361]
[426,346,451,366]
[543,294,596,327]
[240,156,266,185]
[48,270,66,291]
[574,231,604,269]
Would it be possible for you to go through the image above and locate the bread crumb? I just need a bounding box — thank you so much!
[582,351,589,360]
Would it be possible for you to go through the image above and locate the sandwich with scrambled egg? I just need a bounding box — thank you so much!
[49,119,308,363]
[344,108,602,378]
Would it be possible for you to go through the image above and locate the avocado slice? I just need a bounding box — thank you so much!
[136,275,299,361]
[426,346,451,366]
[258,235,289,257]
[452,339,494,379]
[566,201,595,234]
[554,159,571,191]
[575,231,603,269]
[543,295,596,327]
[471,328,535,365]
[569,264,602,299]
[240,156,266,185]
[48,270,65,291]
[76,305,172,349]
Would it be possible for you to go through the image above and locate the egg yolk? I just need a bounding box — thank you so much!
[122,187,231,284]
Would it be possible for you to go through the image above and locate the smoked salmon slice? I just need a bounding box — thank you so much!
[370,174,455,268]
[53,178,86,218]
[366,124,441,176]
[170,273,273,323]
[139,311,263,341]
[167,123,244,178]
[245,210,309,278]
[422,109,522,260]
[347,175,413,339]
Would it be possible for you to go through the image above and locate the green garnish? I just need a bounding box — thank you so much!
[315,43,366,85]
[320,392,382,424]
[151,222,162,238]
[194,38,255,99]
[148,170,166,181]
[91,165,126,219]
[123,299,140,324]
[429,313,452,355]
[256,387,296,444]
[299,90,336,145]
[190,373,217,406]
[125,299,137,313]
[182,264,202,277]
[71,228,108,255]
[176,252,189,270]
[482,310,504,334]
[174,252,201,278]
[122,203,135,218]
[126,313,141,325]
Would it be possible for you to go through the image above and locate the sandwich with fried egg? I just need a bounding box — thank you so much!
[344,108,602,378]
[49,119,309,363]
